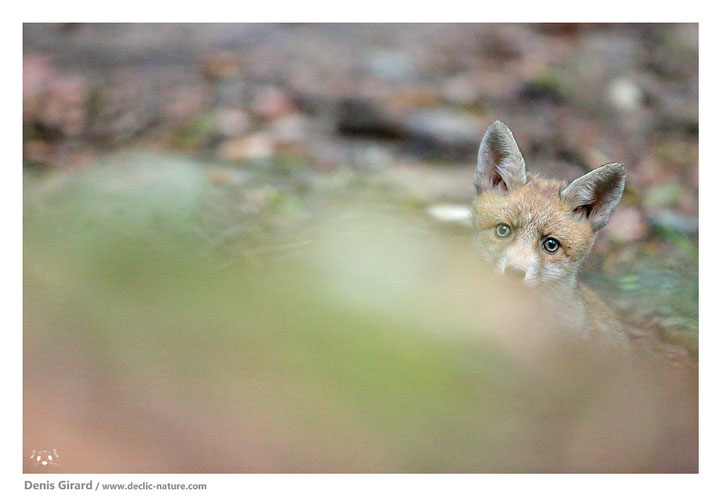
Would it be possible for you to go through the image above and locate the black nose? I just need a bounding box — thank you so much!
[503,266,527,281]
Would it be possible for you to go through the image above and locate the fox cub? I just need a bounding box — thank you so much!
[472,121,627,345]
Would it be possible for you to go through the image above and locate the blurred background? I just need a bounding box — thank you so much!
[24,24,698,473]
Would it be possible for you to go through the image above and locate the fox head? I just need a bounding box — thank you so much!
[472,120,625,289]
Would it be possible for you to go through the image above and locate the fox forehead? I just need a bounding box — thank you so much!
[472,175,594,246]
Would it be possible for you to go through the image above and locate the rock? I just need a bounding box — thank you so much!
[353,144,393,170]
[24,63,89,138]
[441,75,480,106]
[249,86,297,122]
[218,133,274,162]
[268,113,310,144]
[163,84,211,124]
[215,108,252,138]
[517,79,565,105]
[426,204,472,225]
[366,50,416,81]
[23,55,55,117]
[202,51,241,80]
[401,108,484,156]
[336,98,400,138]
[607,78,644,111]
[385,85,441,120]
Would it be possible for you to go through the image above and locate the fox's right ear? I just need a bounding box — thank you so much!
[475,120,527,194]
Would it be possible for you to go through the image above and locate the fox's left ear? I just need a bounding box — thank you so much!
[561,162,626,230]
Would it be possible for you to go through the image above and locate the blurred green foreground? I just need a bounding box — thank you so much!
[24,153,697,473]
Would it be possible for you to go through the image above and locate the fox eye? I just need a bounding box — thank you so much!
[494,223,512,238]
[542,237,560,253]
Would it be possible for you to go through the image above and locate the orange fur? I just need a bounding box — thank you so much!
[472,121,627,345]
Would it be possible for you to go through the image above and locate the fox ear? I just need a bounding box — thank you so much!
[561,162,626,230]
[475,120,527,194]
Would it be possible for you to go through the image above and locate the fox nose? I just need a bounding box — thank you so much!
[503,266,527,281]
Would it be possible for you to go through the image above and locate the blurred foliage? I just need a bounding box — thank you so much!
[24,154,697,473]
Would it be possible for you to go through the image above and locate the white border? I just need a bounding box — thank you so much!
[16,1,703,23]
[7,6,717,497]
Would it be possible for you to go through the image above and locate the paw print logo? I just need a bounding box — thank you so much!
[29,449,60,467]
